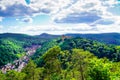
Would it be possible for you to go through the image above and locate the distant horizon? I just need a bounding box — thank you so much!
[0,32,120,36]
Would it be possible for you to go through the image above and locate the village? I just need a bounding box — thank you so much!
[0,45,40,73]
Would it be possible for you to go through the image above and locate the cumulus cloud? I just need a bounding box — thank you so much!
[0,25,3,29]
[0,0,120,34]
[12,24,97,35]
[1,23,120,35]
[0,0,120,23]
[15,24,119,35]
[0,0,73,17]
[0,17,3,22]
[90,19,114,26]
[52,0,120,25]
[95,24,120,33]
[54,12,101,24]
[21,17,33,23]
[107,4,120,16]
[0,25,4,33]
[0,4,37,17]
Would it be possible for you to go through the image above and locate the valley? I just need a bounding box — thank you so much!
[0,33,120,80]
[1,0,120,79]
[1,45,40,73]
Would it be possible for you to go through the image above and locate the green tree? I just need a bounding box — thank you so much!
[42,46,62,79]
[110,62,120,80]
[71,49,94,80]
[5,70,26,80]
[22,60,41,80]
[0,71,6,80]
[88,58,111,80]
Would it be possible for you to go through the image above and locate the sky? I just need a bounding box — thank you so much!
[0,0,120,35]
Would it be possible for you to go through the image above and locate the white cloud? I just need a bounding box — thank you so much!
[0,25,4,33]
[0,0,73,17]
[0,0,120,34]
[7,24,97,35]
[1,22,120,35]
[0,25,3,29]
[52,0,120,25]
[0,0,119,21]
[21,17,33,23]
[0,0,26,7]
[95,24,120,33]
[29,0,73,14]
[0,17,3,22]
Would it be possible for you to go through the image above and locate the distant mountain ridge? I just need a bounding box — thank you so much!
[39,33,120,45]
[0,33,32,40]
[66,33,120,45]
[37,33,60,39]
[0,33,60,39]
[0,33,120,45]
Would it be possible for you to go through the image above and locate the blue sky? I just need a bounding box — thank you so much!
[0,0,120,35]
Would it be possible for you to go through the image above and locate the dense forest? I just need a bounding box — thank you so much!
[0,33,48,48]
[0,39,24,66]
[1,33,120,80]
[66,33,120,45]
[1,46,120,80]
[0,33,49,66]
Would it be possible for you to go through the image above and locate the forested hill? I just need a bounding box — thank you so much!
[32,37,120,65]
[1,33,120,45]
[39,33,120,45]
[0,33,49,66]
[0,39,24,66]
[30,37,120,80]
[60,38,120,61]
[0,33,48,48]
[36,33,60,39]
[0,33,59,39]
[66,33,120,45]
[1,33,120,79]
[38,33,120,45]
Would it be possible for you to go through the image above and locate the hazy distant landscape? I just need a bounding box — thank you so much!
[1,0,120,80]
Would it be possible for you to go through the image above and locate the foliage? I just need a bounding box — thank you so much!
[60,38,120,61]
[31,46,120,80]
[0,39,24,66]
[32,39,62,65]
[1,34,120,80]
[5,70,26,80]
[0,33,48,66]
[0,33,47,48]
[0,71,6,80]
[0,46,120,80]
[22,60,41,80]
